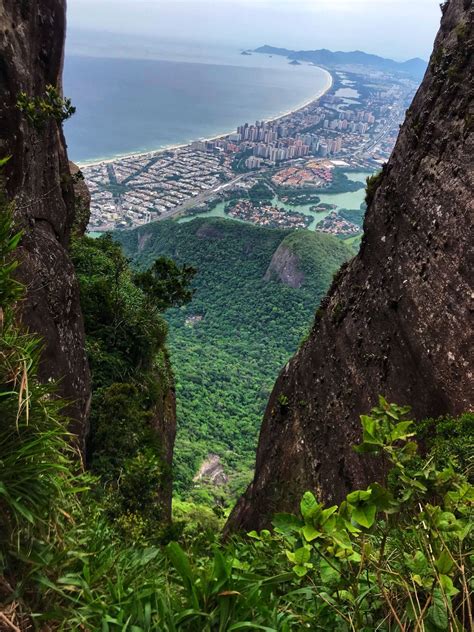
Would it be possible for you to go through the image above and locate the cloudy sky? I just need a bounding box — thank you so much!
[67,0,442,60]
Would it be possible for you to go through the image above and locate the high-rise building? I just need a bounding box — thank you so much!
[245,156,262,170]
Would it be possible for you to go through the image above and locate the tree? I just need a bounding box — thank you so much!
[133,257,196,312]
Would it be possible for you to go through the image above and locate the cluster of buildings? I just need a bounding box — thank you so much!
[315,211,360,237]
[271,161,334,188]
[235,94,384,169]
[82,67,417,231]
[236,72,415,170]
[84,148,234,230]
[240,118,354,168]
[226,200,311,229]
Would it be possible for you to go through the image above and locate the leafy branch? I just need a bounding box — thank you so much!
[16,84,76,130]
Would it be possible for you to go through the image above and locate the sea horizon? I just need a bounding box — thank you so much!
[63,44,332,165]
[75,67,333,168]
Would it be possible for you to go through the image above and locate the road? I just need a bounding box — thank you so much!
[354,107,403,158]
[156,173,250,220]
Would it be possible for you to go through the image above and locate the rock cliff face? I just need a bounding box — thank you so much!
[151,380,177,522]
[227,0,473,532]
[264,245,305,288]
[0,1,91,449]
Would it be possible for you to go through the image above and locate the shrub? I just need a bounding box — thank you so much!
[0,182,84,594]
[71,234,193,536]
[365,169,383,207]
[252,398,474,630]
[16,85,76,129]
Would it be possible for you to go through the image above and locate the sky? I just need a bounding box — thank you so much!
[67,0,442,61]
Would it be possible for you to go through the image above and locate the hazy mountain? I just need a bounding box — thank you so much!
[255,45,428,80]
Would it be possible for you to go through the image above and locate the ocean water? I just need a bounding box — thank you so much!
[63,46,330,164]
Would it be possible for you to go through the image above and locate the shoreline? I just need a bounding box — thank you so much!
[77,67,333,169]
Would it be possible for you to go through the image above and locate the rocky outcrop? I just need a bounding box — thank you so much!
[70,162,91,236]
[227,0,473,532]
[194,454,229,487]
[264,245,305,288]
[0,1,91,449]
[152,382,177,521]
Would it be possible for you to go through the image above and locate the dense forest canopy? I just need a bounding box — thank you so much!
[117,218,353,502]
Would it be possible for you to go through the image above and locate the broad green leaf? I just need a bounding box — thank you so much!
[436,511,460,531]
[293,546,311,565]
[272,512,303,534]
[354,442,381,454]
[300,491,320,520]
[347,489,372,504]
[319,559,340,585]
[426,588,449,630]
[260,572,294,586]
[360,415,376,438]
[368,482,393,510]
[435,550,454,575]
[337,589,355,603]
[293,564,308,577]
[166,542,194,584]
[286,550,296,563]
[213,549,231,582]
[439,574,459,597]
[405,550,429,576]
[302,524,321,542]
[228,623,278,631]
[352,503,376,528]
[320,505,338,524]
[412,574,423,587]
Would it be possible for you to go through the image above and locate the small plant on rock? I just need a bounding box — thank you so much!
[253,397,473,630]
[16,84,76,129]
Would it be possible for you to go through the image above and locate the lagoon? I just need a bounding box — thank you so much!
[179,171,371,230]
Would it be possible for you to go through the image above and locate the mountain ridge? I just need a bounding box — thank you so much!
[228,0,473,532]
[116,217,353,500]
[254,44,428,80]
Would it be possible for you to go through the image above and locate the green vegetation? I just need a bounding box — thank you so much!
[232,148,254,172]
[248,180,274,203]
[1,200,472,630]
[70,235,193,538]
[417,412,473,479]
[247,398,473,630]
[116,218,352,503]
[16,85,76,129]
[275,170,365,207]
[338,206,366,228]
[328,169,366,194]
[277,188,322,205]
[365,169,383,206]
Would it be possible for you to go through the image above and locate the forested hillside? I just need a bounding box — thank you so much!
[117,218,353,502]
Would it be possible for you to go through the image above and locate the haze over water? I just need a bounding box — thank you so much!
[63,38,330,164]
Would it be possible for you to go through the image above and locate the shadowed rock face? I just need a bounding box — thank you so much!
[264,245,304,288]
[0,0,91,450]
[70,162,91,236]
[226,0,473,533]
[151,381,177,522]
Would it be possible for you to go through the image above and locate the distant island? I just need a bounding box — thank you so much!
[241,50,252,56]
[254,45,427,80]
[289,60,301,66]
